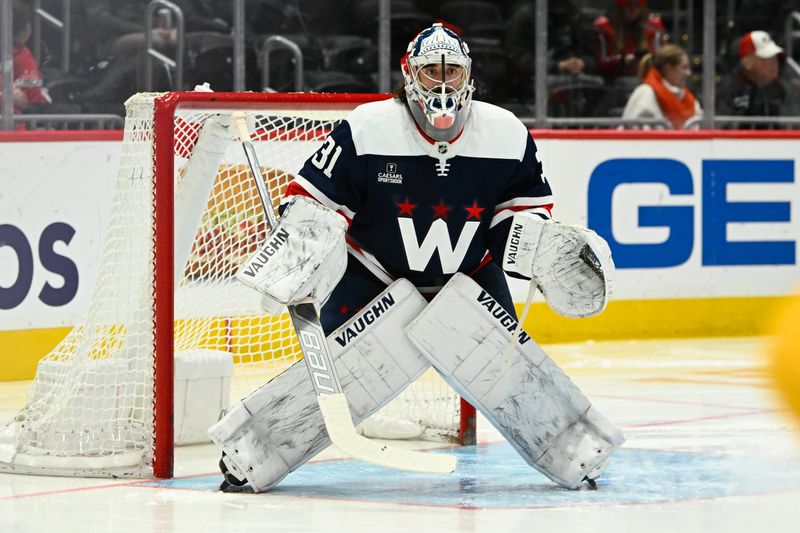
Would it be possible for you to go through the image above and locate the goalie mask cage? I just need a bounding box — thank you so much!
[0,92,476,479]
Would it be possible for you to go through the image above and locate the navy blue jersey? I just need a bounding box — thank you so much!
[283,98,553,293]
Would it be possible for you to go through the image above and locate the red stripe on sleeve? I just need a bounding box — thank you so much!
[284,180,352,227]
[284,180,316,201]
[495,203,553,218]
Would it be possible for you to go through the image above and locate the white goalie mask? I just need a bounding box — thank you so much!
[401,23,474,142]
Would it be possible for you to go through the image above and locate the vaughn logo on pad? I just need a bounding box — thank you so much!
[334,292,397,347]
[476,290,531,345]
[504,222,524,267]
[239,228,290,276]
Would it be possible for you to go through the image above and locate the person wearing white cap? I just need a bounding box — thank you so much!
[716,30,800,117]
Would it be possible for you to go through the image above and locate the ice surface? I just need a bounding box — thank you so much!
[1,337,798,533]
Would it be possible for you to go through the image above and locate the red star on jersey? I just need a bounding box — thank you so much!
[397,197,417,216]
[464,201,485,220]
[432,200,453,219]
[339,305,349,315]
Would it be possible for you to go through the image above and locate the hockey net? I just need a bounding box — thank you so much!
[0,92,474,479]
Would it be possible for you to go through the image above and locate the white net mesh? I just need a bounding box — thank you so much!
[0,92,463,478]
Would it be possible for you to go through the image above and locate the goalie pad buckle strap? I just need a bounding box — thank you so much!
[406,273,624,489]
[208,279,430,491]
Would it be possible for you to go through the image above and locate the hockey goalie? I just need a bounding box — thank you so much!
[208,23,624,492]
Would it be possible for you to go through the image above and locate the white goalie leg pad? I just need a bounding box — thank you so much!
[208,279,430,491]
[503,213,614,318]
[406,273,624,489]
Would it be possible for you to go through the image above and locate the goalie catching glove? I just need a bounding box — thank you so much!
[236,196,348,314]
[502,213,614,318]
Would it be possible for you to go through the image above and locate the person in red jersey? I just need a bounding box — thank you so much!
[0,2,50,113]
[593,0,665,81]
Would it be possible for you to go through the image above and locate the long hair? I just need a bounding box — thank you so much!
[393,81,407,102]
[637,44,686,80]
[610,3,651,52]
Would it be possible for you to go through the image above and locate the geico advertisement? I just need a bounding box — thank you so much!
[532,137,799,300]
[0,141,119,331]
[1,136,798,332]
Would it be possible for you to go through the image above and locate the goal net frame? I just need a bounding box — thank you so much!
[0,92,476,480]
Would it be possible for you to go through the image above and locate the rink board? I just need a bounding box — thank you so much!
[1,130,798,380]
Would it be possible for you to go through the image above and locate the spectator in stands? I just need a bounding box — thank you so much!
[622,44,701,128]
[0,2,50,113]
[506,0,597,100]
[81,0,229,101]
[593,0,665,82]
[717,30,800,117]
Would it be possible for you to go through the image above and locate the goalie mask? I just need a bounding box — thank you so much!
[401,23,474,142]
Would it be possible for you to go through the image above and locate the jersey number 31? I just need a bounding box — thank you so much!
[311,137,343,178]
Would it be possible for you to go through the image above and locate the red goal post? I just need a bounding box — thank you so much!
[150,92,391,478]
[0,92,475,480]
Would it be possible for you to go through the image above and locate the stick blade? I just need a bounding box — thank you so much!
[318,393,457,474]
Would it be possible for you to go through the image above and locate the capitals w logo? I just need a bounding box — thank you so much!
[398,219,480,273]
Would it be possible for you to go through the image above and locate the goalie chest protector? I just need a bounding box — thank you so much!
[285,98,554,291]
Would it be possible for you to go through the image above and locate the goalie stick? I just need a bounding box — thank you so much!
[231,112,457,476]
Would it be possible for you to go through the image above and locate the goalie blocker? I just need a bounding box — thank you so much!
[406,273,624,489]
[236,195,348,315]
[208,279,439,492]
